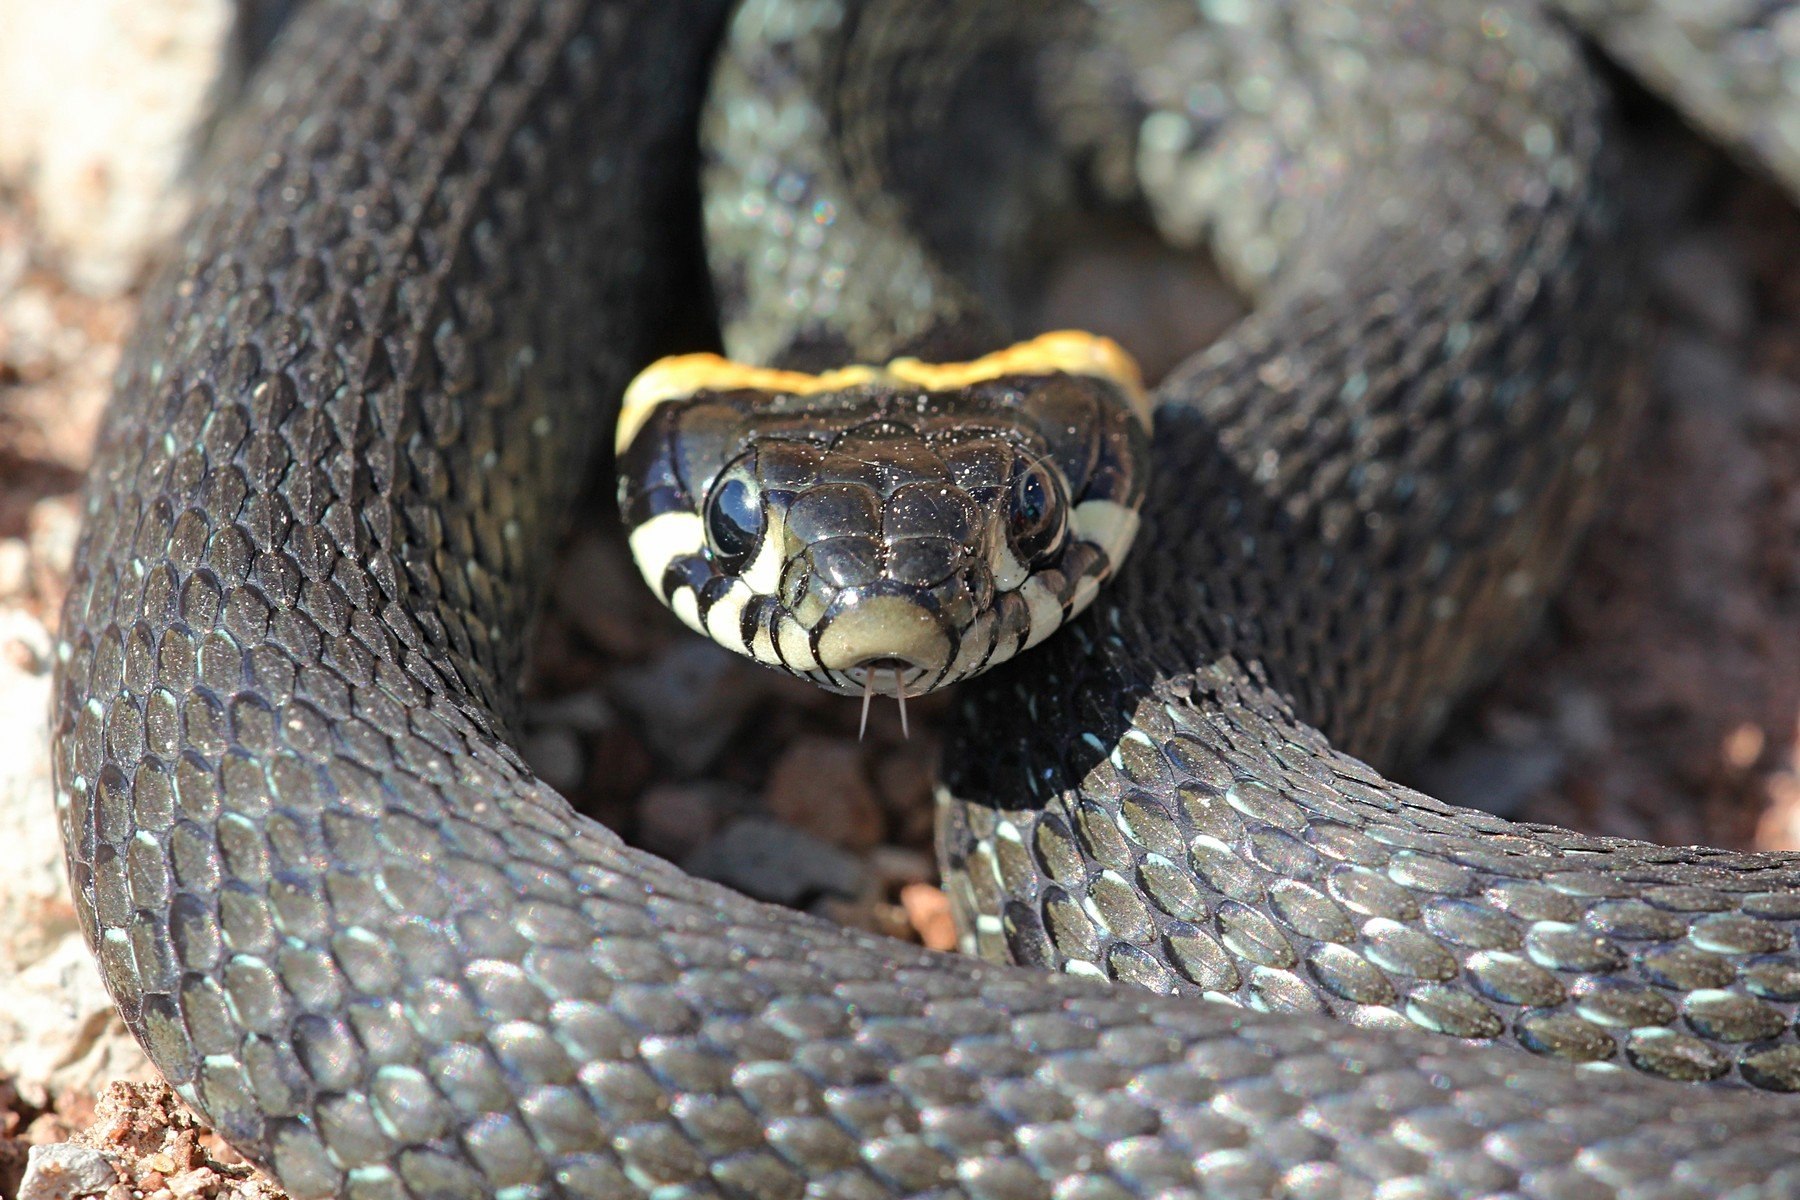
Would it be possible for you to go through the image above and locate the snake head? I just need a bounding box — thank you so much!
[616,332,1151,697]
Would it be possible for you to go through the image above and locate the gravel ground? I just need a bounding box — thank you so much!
[0,87,1796,1200]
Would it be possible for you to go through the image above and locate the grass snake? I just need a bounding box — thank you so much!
[52,1,1800,1196]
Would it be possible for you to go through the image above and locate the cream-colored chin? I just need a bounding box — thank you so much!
[812,595,952,677]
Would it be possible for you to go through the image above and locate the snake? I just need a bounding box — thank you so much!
[50,0,1800,1196]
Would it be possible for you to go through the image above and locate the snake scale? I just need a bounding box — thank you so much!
[51,0,1800,1197]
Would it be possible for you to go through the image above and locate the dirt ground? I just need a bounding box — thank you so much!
[0,89,1796,1200]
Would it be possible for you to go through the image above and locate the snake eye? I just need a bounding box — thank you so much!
[706,475,765,571]
[1008,459,1067,564]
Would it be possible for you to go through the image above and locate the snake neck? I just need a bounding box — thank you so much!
[941,1,1644,807]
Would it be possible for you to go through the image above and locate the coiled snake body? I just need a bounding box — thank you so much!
[53,1,1800,1197]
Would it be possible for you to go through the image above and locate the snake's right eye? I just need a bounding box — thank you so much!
[706,475,765,571]
[1008,459,1067,565]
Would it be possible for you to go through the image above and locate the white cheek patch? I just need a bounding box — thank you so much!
[987,624,1024,668]
[1072,499,1142,565]
[947,610,996,682]
[776,615,819,670]
[749,619,779,666]
[628,512,706,593]
[670,588,705,635]
[1067,574,1101,618]
[704,580,754,654]
[1019,576,1066,651]
[990,540,1028,592]
[740,515,787,596]
[792,585,827,627]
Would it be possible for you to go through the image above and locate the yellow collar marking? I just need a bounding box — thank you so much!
[616,330,1147,453]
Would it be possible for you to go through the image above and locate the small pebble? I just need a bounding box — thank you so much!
[612,641,760,773]
[766,735,885,851]
[1745,374,1800,433]
[684,818,867,907]
[0,537,31,601]
[1,608,52,673]
[163,1167,213,1200]
[900,883,958,952]
[26,496,80,582]
[526,688,615,734]
[874,749,937,844]
[553,528,662,658]
[868,845,935,890]
[1656,335,1743,421]
[1553,689,1612,756]
[1653,234,1752,341]
[635,782,744,862]
[521,727,585,794]
[1722,722,1766,770]
[19,1144,118,1200]
[875,749,934,812]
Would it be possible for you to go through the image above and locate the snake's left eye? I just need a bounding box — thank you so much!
[706,475,765,571]
[1008,459,1067,564]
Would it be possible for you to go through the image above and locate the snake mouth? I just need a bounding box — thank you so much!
[846,656,929,696]
[812,592,953,684]
[845,657,929,738]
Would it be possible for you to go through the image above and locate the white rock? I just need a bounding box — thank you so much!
[0,937,157,1105]
[0,609,73,958]
[0,0,242,293]
[29,496,84,583]
[0,538,31,602]
[18,1143,118,1200]
[0,605,152,1103]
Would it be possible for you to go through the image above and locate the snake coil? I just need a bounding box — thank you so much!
[55,1,1800,1198]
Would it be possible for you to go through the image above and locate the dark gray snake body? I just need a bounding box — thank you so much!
[52,1,1800,1197]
